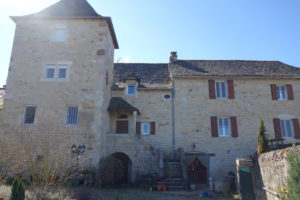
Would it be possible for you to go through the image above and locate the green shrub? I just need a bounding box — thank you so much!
[10,177,25,200]
[288,146,300,200]
[257,120,269,154]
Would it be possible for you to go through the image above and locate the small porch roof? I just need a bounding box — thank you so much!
[107,97,140,114]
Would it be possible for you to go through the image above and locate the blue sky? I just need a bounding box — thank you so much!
[1,0,300,86]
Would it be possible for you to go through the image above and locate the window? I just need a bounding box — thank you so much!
[66,106,78,125]
[46,68,55,79]
[277,85,287,100]
[52,25,67,42]
[116,120,128,134]
[127,85,136,95]
[24,106,36,124]
[280,120,294,138]
[58,68,67,79]
[164,94,171,100]
[216,82,228,98]
[142,123,150,135]
[218,118,231,136]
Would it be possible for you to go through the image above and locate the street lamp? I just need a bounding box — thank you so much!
[71,144,86,169]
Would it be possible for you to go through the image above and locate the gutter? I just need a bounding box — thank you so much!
[172,75,300,79]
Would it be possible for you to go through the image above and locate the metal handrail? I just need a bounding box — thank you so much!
[262,187,280,198]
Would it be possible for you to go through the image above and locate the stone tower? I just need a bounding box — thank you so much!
[1,0,118,167]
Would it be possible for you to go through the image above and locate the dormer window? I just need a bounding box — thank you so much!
[127,85,136,95]
[52,24,67,42]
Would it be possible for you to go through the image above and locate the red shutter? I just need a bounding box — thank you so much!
[287,84,294,100]
[211,116,218,137]
[136,122,141,135]
[227,80,235,99]
[273,118,282,139]
[230,117,238,137]
[208,80,216,99]
[271,84,277,100]
[150,122,156,135]
[292,119,300,139]
[116,120,128,134]
[105,71,109,86]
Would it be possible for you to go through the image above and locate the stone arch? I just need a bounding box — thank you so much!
[109,152,132,184]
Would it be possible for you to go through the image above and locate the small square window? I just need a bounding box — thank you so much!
[46,68,55,79]
[218,117,230,136]
[53,25,67,42]
[66,106,78,125]
[24,106,36,124]
[58,68,67,79]
[277,85,287,100]
[216,82,228,98]
[142,123,150,135]
[280,119,294,138]
[127,85,136,95]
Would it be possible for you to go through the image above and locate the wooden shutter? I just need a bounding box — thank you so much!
[271,84,277,100]
[211,116,218,137]
[136,122,141,135]
[208,80,216,99]
[292,119,300,139]
[227,80,235,99]
[116,120,128,134]
[105,71,109,86]
[287,84,294,100]
[273,118,282,139]
[150,122,156,135]
[230,116,238,137]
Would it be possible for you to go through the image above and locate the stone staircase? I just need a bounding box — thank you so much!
[163,160,185,190]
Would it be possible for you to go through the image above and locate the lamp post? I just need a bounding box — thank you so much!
[71,144,86,169]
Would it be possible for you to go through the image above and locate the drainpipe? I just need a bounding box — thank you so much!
[133,111,137,134]
[172,77,176,157]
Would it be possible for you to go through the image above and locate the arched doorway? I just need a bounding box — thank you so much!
[187,157,207,184]
[110,152,132,184]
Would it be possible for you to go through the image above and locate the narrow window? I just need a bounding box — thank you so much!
[218,117,230,136]
[24,106,36,124]
[277,85,287,100]
[280,119,294,138]
[116,120,129,134]
[53,25,67,42]
[142,123,150,135]
[127,85,136,95]
[216,82,228,98]
[67,106,78,125]
[46,68,55,79]
[58,68,67,79]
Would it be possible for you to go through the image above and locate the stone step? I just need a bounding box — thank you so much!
[167,185,185,191]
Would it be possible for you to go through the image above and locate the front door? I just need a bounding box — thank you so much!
[188,157,207,184]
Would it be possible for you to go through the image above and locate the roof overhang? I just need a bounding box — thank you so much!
[107,97,140,114]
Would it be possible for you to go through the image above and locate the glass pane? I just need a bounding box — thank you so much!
[24,106,36,124]
[46,69,54,79]
[221,82,226,98]
[58,68,66,79]
[67,107,78,125]
[281,86,286,99]
[216,83,220,98]
[53,29,66,42]
[142,123,149,134]
[127,86,136,95]
[276,86,280,99]
[224,118,229,136]
[286,120,293,137]
[280,120,286,137]
[218,118,223,136]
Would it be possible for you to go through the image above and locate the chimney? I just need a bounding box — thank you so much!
[169,52,177,63]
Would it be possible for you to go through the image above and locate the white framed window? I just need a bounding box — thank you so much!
[216,81,228,98]
[126,85,136,95]
[43,63,70,81]
[280,119,294,138]
[52,24,67,42]
[66,106,78,125]
[58,68,67,79]
[277,85,287,100]
[46,68,55,79]
[142,123,150,135]
[24,106,36,124]
[218,117,231,136]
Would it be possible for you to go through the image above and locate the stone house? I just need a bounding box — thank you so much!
[1,0,300,189]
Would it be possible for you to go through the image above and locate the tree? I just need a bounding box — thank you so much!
[10,177,25,200]
[257,120,269,154]
[288,146,300,200]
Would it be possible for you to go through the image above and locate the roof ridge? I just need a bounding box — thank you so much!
[178,59,281,62]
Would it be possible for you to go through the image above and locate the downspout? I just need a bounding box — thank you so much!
[172,77,176,157]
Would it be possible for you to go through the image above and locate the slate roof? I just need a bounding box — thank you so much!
[107,97,140,114]
[10,0,119,49]
[113,63,172,89]
[170,60,300,78]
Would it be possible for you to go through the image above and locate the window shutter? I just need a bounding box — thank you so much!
[270,84,277,100]
[287,84,294,100]
[208,80,216,99]
[292,119,300,139]
[150,122,156,135]
[230,116,238,137]
[227,80,235,99]
[211,116,218,137]
[136,122,141,135]
[273,118,282,139]
[116,121,128,134]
